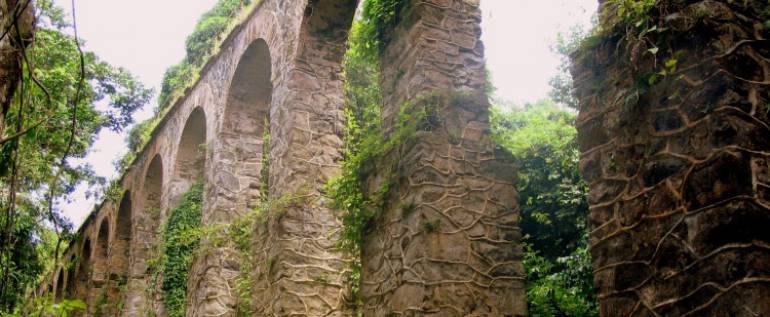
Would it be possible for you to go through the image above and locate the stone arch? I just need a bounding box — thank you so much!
[121,154,165,316]
[93,218,110,283]
[65,256,76,298]
[133,154,163,274]
[247,1,358,315]
[300,0,358,43]
[73,239,92,300]
[225,38,271,138]
[216,38,272,219]
[54,268,64,301]
[142,155,163,223]
[171,107,207,205]
[112,191,132,280]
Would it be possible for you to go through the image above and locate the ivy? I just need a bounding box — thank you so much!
[155,181,203,317]
[148,175,302,316]
[359,0,407,54]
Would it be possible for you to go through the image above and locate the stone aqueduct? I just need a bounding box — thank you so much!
[37,0,770,316]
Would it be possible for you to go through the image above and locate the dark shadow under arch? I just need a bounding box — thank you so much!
[171,107,207,205]
[94,219,110,283]
[218,38,272,212]
[54,269,64,301]
[143,155,163,222]
[72,239,92,301]
[113,192,132,280]
[225,39,272,138]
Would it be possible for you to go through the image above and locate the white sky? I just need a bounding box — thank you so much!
[55,0,598,227]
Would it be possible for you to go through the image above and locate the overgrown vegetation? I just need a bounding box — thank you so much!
[154,181,203,317]
[149,175,302,316]
[330,4,600,315]
[122,0,256,169]
[492,101,597,317]
[0,0,150,312]
[357,0,406,54]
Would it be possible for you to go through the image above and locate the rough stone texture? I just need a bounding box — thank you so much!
[37,1,525,316]
[250,0,358,315]
[360,0,526,316]
[572,1,770,316]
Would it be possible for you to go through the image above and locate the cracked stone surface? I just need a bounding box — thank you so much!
[38,0,527,316]
[360,0,526,316]
[572,1,770,316]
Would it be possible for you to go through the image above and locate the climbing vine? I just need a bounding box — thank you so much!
[358,0,407,54]
[148,175,302,316]
[154,181,203,317]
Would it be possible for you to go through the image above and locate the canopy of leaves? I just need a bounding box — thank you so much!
[491,101,596,316]
[358,0,406,54]
[0,0,150,311]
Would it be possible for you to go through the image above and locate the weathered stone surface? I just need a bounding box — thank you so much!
[359,0,525,316]
[38,1,525,316]
[572,1,770,315]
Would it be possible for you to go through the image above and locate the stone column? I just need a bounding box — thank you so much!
[360,0,526,315]
[572,1,770,315]
[251,0,358,315]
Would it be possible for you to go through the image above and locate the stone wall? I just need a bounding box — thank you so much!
[359,0,525,315]
[38,0,525,316]
[572,0,770,315]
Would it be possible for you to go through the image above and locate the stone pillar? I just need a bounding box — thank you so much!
[251,0,358,315]
[360,1,526,315]
[572,1,770,315]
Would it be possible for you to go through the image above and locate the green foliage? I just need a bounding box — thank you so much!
[157,181,203,317]
[524,241,597,317]
[2,296,85,317]
[150,175,300,316]
[549,24,595,110]
[0,0,150,310]
[491,101,597,315]
[359,0,406,54]
[125,0,257,170]
[603,0,657,31]
[156,0,252,112]
[327,20,384,255]
[329,92,446,254]
[156,62,196,113]
[491,101,586,259]
[343,21,383,148]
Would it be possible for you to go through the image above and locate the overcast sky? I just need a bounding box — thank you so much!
[54,0,598,227]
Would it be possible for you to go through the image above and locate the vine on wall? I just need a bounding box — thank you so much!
[151,181,203,317]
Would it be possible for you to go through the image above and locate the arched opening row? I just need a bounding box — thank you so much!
[49,35,275,314]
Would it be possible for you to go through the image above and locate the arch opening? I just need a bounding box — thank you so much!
[94,219,110,283]
[54,269,64,301]
[219,39,272,211]
[65,256,76,298]
[226,39,272,139]
[172,108,207,205]
[72,239,92,301]
[143,155,163,222]
[112,192,132,280]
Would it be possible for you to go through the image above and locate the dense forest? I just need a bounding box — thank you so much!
[0,0,598,316]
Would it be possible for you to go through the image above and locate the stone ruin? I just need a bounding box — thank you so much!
[37,0,770,316]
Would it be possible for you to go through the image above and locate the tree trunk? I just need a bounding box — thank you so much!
[0,0,34,137]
